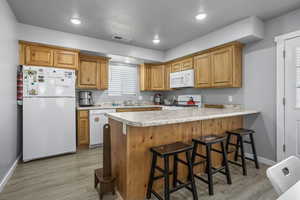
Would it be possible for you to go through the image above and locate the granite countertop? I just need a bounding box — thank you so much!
[77,104,163,110]
[105,108,260,127]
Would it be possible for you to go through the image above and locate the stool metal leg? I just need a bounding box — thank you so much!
[249,133,260,169]
[226,133,231,153]
[173,154,178,188]
[206,144,214,195]
[164,155,170,200]
[221,141,232,184]
[239,136,247,176]
[186,151,198,200]
[146,152,157,199]
[234,136,240,161]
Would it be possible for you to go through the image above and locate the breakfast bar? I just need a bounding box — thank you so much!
[107,108,259,200]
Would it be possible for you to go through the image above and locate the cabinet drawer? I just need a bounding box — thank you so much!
[181,58,193,71]
[78,110,89,118]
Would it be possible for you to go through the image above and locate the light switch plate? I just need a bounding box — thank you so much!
[228,96,233,102]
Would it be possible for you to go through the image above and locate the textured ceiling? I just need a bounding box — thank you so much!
[8,0,300,50]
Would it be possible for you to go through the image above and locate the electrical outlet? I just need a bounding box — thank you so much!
[228,96,233,102]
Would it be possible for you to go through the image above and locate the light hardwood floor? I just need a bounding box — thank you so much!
[0,148,278,200]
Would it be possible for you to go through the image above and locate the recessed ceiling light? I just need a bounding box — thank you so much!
[152,39,160,44]
[195,13,207,20]
[70,18,81,25]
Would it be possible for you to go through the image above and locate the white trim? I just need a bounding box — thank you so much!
[0,155,20,192]
[275,30,300,42]
[275,30,300,162]
[276,39,286,162]
[245,153,276,166]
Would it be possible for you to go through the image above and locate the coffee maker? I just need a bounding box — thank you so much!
[79,91,94,106]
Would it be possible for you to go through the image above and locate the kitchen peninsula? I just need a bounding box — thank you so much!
[106,108,259,200]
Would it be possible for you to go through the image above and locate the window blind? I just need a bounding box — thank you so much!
[108,63,138,96]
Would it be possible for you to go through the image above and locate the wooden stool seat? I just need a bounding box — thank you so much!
[191,134,232,196]
[193,134,227,145]
[95,168,116,184]
[151,142,193,156]
[147,142,198,200]
[227,128,254,135]
[226,128,259,176]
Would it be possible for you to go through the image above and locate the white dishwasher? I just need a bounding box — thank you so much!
[89,109,116,148]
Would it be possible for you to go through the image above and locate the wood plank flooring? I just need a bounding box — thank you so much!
[0,148,278,200]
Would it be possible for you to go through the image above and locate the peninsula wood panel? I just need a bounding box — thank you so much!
[110,116,243,200]
[53,50,79,69]
[194,53,211,88]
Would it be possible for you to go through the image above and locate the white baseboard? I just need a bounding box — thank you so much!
[245,153,276,166]
[0,155,20,193]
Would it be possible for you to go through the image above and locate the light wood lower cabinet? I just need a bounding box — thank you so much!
[77,110,89,146]
[77,54,109,90]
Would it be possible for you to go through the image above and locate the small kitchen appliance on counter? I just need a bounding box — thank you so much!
[177,95,202,107]
[154,93,163,105]
[79,91,94,106]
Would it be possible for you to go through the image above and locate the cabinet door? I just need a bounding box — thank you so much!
[181,57,193,71]
[54,50,78,69]
[139,64,151,91]
[77,117,89,146]
[78,59,99,88]
[194,53,211,88]
[171,62,181,72]
[211,47,233,87]
[164,64,172,90]
[25,46,53,66]
[99,60,108,90]
[150,65,165,90]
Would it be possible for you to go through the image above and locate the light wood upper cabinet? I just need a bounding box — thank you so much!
[171,61,181,72]
[25,45,54,66]
[181,57,193,71]
[164,64,172,90]
[139,64,151,91]
[78,59,99,88]
[77,54,109,90]
[150,65,165,90]
[99,61,108,90]
[53,50,79,69]
[20,41,79,70]
[194,53,211,88]
[211,46,234,87]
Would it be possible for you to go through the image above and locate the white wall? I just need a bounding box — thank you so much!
[165,16,264,61]
[166,8,300,161]
[0,0,19,188]
[18,23,165,62]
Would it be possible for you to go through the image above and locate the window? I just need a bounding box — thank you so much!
[108,62,138,96]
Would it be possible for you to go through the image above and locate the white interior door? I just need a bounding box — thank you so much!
[285,36,300,158]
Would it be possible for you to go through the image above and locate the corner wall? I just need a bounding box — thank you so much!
[0,0,20,189]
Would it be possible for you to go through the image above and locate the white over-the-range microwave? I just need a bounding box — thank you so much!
[170,69,195,88]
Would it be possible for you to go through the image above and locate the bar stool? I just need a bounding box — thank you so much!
[226,128,259,176]
[146,142,198,200]
[191,134,232,195]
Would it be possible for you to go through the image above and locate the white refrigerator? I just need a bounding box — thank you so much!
[22,66,76,162]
